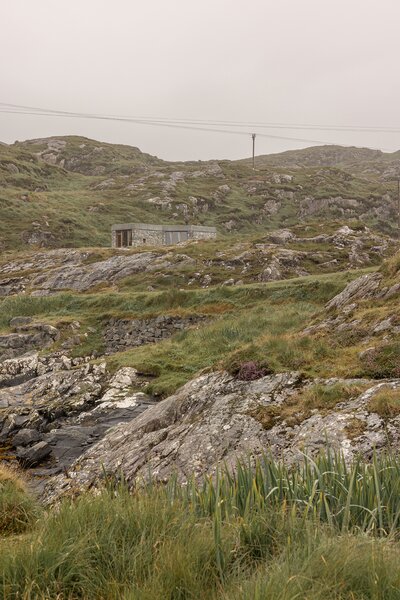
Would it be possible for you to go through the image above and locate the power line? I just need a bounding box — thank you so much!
[2,101,400,133]
[0,102,400,133]
[0,102,398,151]
[0,108,359,146]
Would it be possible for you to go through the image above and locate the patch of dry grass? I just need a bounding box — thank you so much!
[0,464,40,535]
[368,387,400,418]
[249,383,364,430]
[0,464,26,491]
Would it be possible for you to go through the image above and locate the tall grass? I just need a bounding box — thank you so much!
[0,270,365,396]
[0,465,40,535]
[110,301,319,394]
[0,270,356,330]
[163,451,400,536]
[2,453,400,598]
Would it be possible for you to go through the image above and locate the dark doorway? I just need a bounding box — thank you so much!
[116,229,132,247]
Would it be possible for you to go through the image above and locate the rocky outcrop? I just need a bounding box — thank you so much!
[301,256,400,346]
[299,196,361,219]
[0,248,92,276]
[21,228,56,247]
[43,371,400,501]
[326,273,383,310]
[326,268,400,312]
[104,315,208,353]
[0,277,27,296]
[0,226,395,296]
[18,137,161,175]
[32,252,161,292]
[257,249,308,282]
[0,320,59,361]
[0,353,154,480]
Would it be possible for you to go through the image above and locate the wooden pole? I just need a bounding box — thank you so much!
[398,177,400,238]
[252,133,256,170]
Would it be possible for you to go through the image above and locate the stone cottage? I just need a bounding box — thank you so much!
[111,223,217,247]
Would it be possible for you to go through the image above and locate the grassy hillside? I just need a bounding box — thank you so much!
[1,244,398,396]
[0,265,381,395]
[1,137,399,250]
[2,138,400,598]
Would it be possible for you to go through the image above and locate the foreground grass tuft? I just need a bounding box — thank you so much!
[2,453,400,598]
[0,465,40,535]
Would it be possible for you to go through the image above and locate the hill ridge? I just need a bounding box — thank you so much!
[1,135,400,250]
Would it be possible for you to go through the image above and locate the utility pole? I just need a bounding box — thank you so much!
[397,177,400,239]
[251,133,256,170]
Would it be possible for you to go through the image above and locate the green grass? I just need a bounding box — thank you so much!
[0,268,373,396]
[2,136,400,251]
[0,264,366,329]
[2,452,400,598]
[361,342,400,379]
[294,381,363,410]
[104,272,360,394]
[0,261,394,397]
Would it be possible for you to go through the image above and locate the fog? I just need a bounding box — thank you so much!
[1,0,400,160]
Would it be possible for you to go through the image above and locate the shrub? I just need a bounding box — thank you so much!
[235,361,271,381]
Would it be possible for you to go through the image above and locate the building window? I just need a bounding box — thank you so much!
[143,238,146,244]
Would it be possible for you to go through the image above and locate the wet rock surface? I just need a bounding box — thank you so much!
[43,371,400,502]
[0,353,155,485]
[17,441,52,467]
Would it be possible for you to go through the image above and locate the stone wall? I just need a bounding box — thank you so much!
[192,227,217,241]
[131,227,164,246]
[104,314,208,353]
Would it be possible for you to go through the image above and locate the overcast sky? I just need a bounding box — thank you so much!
[1,0,400,161]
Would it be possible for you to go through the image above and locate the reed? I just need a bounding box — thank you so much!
[162,450,400,536]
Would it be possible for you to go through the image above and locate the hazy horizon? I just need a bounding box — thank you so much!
[3,134,399,164]
[2,0,400,161]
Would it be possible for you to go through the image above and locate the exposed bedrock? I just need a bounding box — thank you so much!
[43,370,400,502]
[0,352,154,482]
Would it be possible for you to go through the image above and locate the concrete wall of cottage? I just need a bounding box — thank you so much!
[111,223,216,247]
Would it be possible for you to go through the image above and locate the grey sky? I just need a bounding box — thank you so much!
[1,0,400,161]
